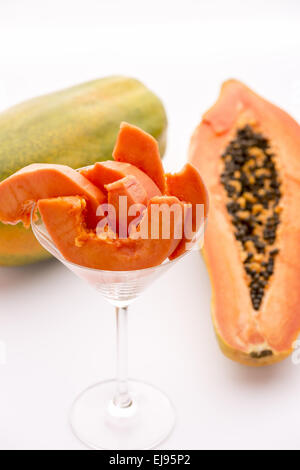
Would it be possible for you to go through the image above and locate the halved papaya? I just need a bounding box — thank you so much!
[166,163,209,259]
[0,163,105,228]
[37,195,184,270]
[112,122,166,193]
[105,175,147,236]
[189,79,300,366]
[81,160,161,200]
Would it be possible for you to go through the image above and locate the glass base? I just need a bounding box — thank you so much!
[70,379,176,450]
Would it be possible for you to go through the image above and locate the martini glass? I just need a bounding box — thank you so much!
[31,201,205,450]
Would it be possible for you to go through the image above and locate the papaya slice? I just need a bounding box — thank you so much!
[166,163,209,259]
[112,122,165,193]
[81,160,161,200]
[0,163,105,228]
[189,79,300,366]
[105,175,147,236]
[37,195,185,271]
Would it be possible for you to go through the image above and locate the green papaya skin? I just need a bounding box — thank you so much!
[0,76,167,266]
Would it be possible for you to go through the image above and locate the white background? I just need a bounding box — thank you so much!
[0,0,300,450]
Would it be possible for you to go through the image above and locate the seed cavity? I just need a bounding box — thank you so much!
[250,350,273,359]
[221,125,281,311]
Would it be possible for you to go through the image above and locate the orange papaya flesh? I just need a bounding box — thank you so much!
[112,122,166,193]
[105,175,147,236]
[166,163,209,259]
[37,195,185,271]
[189,79,300,366]
[81,160,161,200]
[131,195,188,260]
[0,163,105,228]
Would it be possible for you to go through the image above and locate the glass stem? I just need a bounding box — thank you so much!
[113,306,132,408]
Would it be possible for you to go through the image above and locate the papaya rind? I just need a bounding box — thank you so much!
[0,222,50,266]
